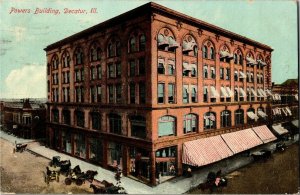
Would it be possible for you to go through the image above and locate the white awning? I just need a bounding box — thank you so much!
[190,85,197,92]
[291,120,298,128]
[239,88,246,97]
[257,89,263,97]
[220,50,233,59]
[247,111,259,120]
[190,64,197,70]
[168,60,175,69]
[183,85,189,91]
[295,94,298,101]
[168,37,179,48]
[285,107,292,116]
[239,71,246,79]
[182,41,194,52]
[266,89,273,96]
[281,108,288,116]
[272,124,289,135]
[183,62,192,71]
[246,57,258,65]
[210,86,220,98]
[220,87,230,98]
[257,59,267,66]
[258,110,267,118]
[226,87,234,97]
[251,88,257,97]
[259,89,267,97]
[158,34,169,46]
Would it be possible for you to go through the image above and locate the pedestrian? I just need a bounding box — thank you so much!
[187,167,192,177]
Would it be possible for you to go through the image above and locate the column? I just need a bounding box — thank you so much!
[150,151,156,186]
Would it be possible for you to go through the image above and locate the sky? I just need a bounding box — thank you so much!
[0,0,298,98]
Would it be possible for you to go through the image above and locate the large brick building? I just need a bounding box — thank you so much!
[45,2,275,185]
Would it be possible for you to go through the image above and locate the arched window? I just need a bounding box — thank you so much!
[139,34,146,51]
[129,37,136,53]
[235,109,244,125]
[158,116,176,137]
[210,47,214,59]
[108,113,122,134]
[116,41,121,56]
[158,28,178,52]
[202,46,208,59]
[74,47,84,65]
[239,54,243,65]
[90,44,101,62]
[182,35,197,56]
[62,52,70,68]
[204,112,216,130]
[130,116,146,139]
[51,55,59,70]
[183,114,197,133]
[234,54,238,64]
[221,110,231,128]
[108,43,114,57]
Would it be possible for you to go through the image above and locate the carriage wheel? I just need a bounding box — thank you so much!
[65,178,72,185]
[76,179,83,186]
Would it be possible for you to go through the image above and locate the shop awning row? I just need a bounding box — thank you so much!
[272,107,292,116]
[182,125,276,167]
[272,124,289,135]
[291,120,298,128]
[272,94,281,100]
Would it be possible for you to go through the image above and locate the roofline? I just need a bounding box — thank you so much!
[44,2,273,52]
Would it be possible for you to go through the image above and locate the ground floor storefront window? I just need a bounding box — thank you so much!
[53,129,60,150]
[107,142,123,169]
[129,147,150,181]
[62,130,71,154]
[155,146,177,181]
[88,137,103,164]
[74,133,86,158]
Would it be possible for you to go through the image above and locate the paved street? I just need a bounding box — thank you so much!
[0,129,299,194]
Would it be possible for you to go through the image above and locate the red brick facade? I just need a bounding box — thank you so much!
[45,2,273,185]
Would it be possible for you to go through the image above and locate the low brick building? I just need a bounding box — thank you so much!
[45,2,275,185]
[2,99,46,139]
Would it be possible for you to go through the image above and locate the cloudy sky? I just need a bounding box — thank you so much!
[0,0,298,98]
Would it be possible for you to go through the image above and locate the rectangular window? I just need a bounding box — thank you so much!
[97,65,102,79]
[210,67,216,79]
[168,64,174,75]
[158,59,165,74]
[108,85,114,103]
[116,62,121,78]
[81,69,84,81]
[168,83,175,103]
[138,58,145,75]
[220,68,224,80]
[191,86,197,103]
[63,110,70,125]
[226,68,230,80]
[116,84,122,103]
[203,87,208,102]
[183,85,189,103]
[91,67,97,80]
[97,86,102,103]
[90,86,96,103]
[158,83,164,103]
[204,66,208,78]
[108,63,115,78]
[91,113,101,130]
[139,83,146,104]
[129,83,135,104]
[76,111,85,127]
[129,60,135,77]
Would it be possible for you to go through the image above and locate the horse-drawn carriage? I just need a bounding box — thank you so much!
[50,156,71,175]
[15,143,27,152]
[197,170,228,193]
[64,165,98,186]
[44,165,60,184]
[251,149,272,161]
[90,179,127,194]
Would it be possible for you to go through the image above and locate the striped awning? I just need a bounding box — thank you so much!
[182,135,234,167]
[291,120,298,128]
[220,87,230,98]
[252,125,277,143]
[272,124,289,135]
[258,110,267,118]
[221,129,263,154]
[210,86,220,98]
[247,111,259,120]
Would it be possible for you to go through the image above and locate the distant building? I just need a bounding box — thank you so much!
[270,79,298,137]
[45,2,275,185]
[2,99,46,139]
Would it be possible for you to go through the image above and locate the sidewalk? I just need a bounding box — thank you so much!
[0,130,298,194]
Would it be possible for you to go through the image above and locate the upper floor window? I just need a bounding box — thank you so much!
[51,55,59,70]
[184,114,197,134]
[91,112,101,130]
[130,116,146,139]
[221,110,231,128]
[74,47,84,65]
[62,51,70,68]
[220,45,233,63]
[203,65,208,78]
[116,41,121,56]
[168,83,175,104]
[235,109,244,125]
[210,67,216,79]
[75,110,85,127]
[52,109,59,123]
[62,110,70,125]
[183,85,189,104]
[107,39,121,57]
[158,83,164,103]
[138,58,145,75]
[233,50,243,65]
[203,86,208,102]
[157,28,178,52]
[191,85,197,103]
[139,83,146,104]
[90,44,101,62]
[129,37,136,53]
[220,68,224,80]
[204,112,216,130]
[210,47,215,59]
[158,116,176,137]
[202,46,208,59]
[108,85,114,103]
[116,84,122,103]
[182,35,197,56]
[108,43,114,57]
[158,59,165,74]
[108,114,122,134]
[139,34,146,51]
[129,83,135,104]
[108,63,115,78]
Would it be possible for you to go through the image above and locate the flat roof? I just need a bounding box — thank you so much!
[45,2,273,52]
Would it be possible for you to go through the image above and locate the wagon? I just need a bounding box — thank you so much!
[16,143,27,152]
[44,166,61,184]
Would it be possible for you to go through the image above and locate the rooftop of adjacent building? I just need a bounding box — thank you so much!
[44,2,273,52]
[1,98,46,110]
